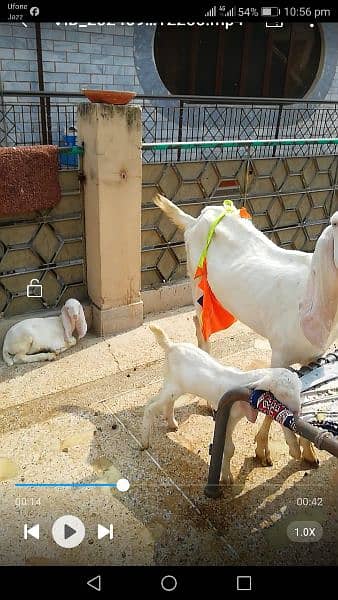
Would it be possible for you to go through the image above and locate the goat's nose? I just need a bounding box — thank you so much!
[330,211,338,226]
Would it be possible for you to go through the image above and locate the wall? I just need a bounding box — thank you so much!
[1,23,338,100]
[0,23,142,94]
[1,22,338,148]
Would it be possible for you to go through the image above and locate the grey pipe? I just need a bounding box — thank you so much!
[204,387,338,498]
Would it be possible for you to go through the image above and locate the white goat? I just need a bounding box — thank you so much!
[2,298,87,365]
[154,194,338,466]
[142,326,301,483]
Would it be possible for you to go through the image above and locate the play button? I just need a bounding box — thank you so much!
[64,524,76,539]
[52,515,85,548]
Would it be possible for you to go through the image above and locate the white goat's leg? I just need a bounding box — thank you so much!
[255,416,273,466]
[193,313,213,414]
[256,412,317,466]
[221,408,243,484]
[164,397,179,431]
[193,313,210,354]
[283,427,302,459]
[13,352,56,364]
[269,350,317,464]
[141,386,180,449]
[299,437,319,466]
[254,344,279,466]
[255,349,298,466]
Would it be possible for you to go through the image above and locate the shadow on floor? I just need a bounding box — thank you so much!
[58,398,338,566]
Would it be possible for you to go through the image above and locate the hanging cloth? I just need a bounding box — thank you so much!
[194,200,251,341]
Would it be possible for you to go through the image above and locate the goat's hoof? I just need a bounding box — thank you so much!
[221,472,234,485]
[256,451,273,467]
[48,353,57,361]
[140,441,149,451]
[167,420,178,432]
[302,453,320,467]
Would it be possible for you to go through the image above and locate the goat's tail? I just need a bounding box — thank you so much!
[149,325,173,352]
[2,336,14,366]
[153,194,196,231]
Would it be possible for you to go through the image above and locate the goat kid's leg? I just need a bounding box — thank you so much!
[141,386,180,450]
[300,438,319,466]
[283,427,301,459]
[279,429,318,465]
[13,352,56,364]
[263,349,317,465]
[164,396,179,431]
[221,409,243,485]
[254,349,290,467]
[255,416,273,466]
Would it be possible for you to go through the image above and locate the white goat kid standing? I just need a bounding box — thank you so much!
[142,326,301,483]
[154,194,338,467]
[2,298,87,365]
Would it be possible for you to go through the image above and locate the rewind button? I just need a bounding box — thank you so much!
[24,523,40,540]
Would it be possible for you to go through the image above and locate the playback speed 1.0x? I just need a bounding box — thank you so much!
[236,7,332,18]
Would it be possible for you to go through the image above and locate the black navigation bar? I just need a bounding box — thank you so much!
[2,566,337,596]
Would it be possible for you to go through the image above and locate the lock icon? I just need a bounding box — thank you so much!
[26,278,43,298]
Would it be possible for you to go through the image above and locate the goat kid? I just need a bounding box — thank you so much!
[2,298,87,365]
[142,326,301,483]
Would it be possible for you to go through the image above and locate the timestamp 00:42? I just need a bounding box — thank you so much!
[296,497,323,506]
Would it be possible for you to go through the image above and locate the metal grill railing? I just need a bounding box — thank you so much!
[139,98,338,162]
[0,97,83,149]
[1,91,338,163]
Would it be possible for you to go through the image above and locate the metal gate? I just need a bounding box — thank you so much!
[141,152,338,290]
[0,169,88,318]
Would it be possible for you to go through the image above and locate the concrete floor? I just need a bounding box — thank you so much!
[0,306,337,566]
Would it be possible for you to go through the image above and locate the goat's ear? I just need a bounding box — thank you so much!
[61,305,74,341]
[299,226,338,349]
[75,303,87,339]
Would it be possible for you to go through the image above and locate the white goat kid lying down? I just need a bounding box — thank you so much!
[142,326,301,483]
[154,194,338,466]
[2,298,87,365]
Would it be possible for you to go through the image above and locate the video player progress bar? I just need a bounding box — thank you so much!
[15,478,130,491]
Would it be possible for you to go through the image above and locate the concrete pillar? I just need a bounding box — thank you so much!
[77,103,143,335]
